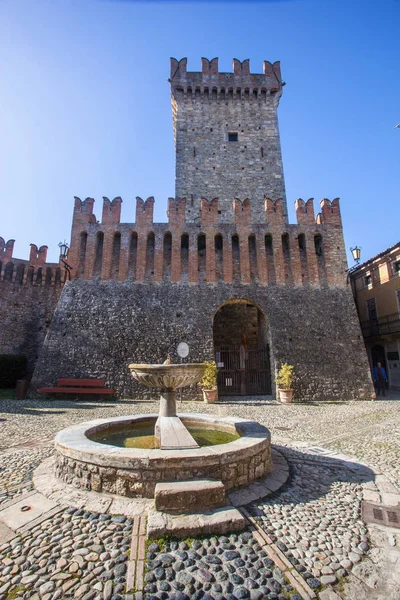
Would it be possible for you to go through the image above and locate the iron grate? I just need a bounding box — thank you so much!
[362,502,400,529]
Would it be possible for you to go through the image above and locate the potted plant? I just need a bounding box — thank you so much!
[200,361,219,403]
[275,363,295,403]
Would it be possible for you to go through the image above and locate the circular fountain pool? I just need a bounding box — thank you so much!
[55,413,272,498]
[88,417,240,449]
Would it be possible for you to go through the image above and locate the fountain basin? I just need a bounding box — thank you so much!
[128,363,206,391]
[54,413,272,499]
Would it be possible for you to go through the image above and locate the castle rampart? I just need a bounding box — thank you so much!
[0,237,64,376]
[67,195,347,288]
[0,236,66,287]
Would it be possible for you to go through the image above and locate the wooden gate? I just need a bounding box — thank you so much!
[215,345,271,396]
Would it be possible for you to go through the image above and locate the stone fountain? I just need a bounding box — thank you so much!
[48,359,281,537]
[128,361,206,450]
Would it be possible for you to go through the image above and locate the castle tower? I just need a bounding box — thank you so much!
[170,57,287,224]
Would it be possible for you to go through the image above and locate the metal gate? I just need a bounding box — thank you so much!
[215,345,271,396]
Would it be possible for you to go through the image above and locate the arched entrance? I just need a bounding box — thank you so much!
[213,300,271,396]
[371,344,387,372]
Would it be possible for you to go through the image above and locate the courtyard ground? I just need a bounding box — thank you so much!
[0,392,399,600]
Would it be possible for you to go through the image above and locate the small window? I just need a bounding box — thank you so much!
[365,274,372,288]
[228,132,238,142]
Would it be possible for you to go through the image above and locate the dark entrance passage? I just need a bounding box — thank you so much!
[213,301,271,396]
[371,344,387,372]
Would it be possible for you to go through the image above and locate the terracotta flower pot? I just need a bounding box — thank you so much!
[279,389,294,403]
[202,389,218,404]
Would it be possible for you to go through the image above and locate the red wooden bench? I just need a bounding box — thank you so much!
[39,378,115,398]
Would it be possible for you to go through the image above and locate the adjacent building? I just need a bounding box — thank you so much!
[349,242,400,390]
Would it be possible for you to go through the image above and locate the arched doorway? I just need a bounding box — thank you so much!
[371,344,387,372]
[213,300,271,396]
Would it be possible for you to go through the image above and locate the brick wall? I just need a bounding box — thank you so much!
[0,238,64,377]
[67,195,347,288]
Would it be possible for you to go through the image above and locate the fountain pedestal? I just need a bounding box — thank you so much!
[159,391,177,417]
[128,362,206,450]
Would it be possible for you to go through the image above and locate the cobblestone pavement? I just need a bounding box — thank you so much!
[144,534,297,600]
[250,448,370,580]
[0,394,399,600]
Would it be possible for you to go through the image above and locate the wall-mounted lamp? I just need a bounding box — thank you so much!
[350,246,361,265]
[58,241,72,280]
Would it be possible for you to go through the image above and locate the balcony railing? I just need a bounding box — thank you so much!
[360,312,400,338]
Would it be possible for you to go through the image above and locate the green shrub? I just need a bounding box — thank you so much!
[0,355,27,389]
[200,361,218,390]
[275,363,295,389]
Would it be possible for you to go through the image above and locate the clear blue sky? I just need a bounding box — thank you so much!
[1,0,399,264]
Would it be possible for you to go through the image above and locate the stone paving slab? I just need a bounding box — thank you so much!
[16,505,65,537]
[319,589,344,600]
[381,492,400,507]
[0,521,15,544]
[0,491,57,530]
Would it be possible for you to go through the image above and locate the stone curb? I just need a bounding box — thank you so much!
[33,456,151,517]
[126,514,146,598]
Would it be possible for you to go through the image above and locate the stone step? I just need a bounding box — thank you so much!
[155,479,226,513]
[147,506,245,539]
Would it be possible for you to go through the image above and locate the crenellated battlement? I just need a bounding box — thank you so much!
[74,196,96,218]
[265,198,285,225]
[0,237,15,260]
[234,198,251,228]
[29,244,48,265]
[67,195,347,287]
[135,196,155,229]
[0,238,65,286]
[102,197,122,225]
[167,197,186,229]
[201,197,219,227]
[316,198,342,227]
[170,57,283,102]
[295,198,315,225]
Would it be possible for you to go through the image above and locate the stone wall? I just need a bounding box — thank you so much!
[0,279,62,378]
[32,279,374,401]
[213,303,260,347]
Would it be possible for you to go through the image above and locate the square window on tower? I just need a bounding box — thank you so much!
[228,132,238,142]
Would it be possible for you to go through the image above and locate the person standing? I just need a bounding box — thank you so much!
[373,362,388,397]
